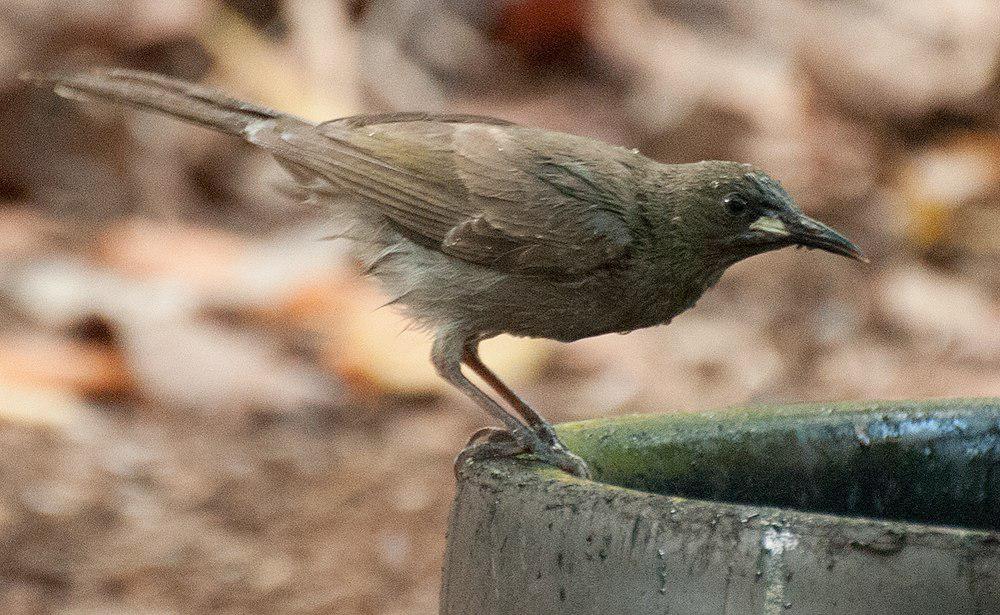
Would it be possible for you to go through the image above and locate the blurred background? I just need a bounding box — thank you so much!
[2,0,1000,612]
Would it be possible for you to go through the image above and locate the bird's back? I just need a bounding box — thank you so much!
[248,114,655,278]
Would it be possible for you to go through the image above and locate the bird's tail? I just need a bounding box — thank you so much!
[23,68,306,136]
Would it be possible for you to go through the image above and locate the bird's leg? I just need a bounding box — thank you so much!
[432,333,538,441]
[433,330,589,478]
[461,343,559,445]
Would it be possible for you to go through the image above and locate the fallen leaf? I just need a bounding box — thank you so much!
[0,334,132,396]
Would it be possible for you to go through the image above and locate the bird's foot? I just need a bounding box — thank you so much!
[531,439,591,479]
[454,426,590,479]
[523,422,588,477]
[531,419,560,446]
[453,428,525,479]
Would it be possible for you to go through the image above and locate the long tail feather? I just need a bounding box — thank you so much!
[23,68,306,136]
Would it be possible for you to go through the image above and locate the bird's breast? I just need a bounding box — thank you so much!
[485,264,715,342]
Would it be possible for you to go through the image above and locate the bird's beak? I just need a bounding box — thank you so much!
[748,214,868,263]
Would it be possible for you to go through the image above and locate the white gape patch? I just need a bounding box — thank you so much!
[749,215,791,237]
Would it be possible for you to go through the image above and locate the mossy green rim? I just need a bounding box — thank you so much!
[514,398,1000,533]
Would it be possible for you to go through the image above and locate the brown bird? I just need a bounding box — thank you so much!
[27,69,865,478]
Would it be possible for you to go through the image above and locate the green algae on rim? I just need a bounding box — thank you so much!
[549,398,1000,530]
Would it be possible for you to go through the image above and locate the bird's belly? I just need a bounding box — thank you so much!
[407,271,677,342]
[357,237,691,343]
[490,279,686,341]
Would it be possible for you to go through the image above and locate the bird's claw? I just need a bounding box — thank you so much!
[532,440,590,479]
[454,425,591,480]
[533,420,560,446]
[463,426,515,448]
[453,434,523,479]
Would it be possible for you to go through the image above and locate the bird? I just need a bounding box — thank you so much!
[26,69,865,479]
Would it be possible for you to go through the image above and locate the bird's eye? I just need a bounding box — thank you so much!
[724,195,748,217]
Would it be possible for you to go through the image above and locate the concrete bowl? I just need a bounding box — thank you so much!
[441,399,1000,614]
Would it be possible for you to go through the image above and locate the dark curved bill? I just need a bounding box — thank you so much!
[792,216,868,263]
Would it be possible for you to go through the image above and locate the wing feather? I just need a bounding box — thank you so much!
[259,116,638,275]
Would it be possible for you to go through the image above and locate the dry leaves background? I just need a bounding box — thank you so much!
[2,0,1000,613]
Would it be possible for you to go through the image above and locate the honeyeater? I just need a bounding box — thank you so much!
[27,69,865,478]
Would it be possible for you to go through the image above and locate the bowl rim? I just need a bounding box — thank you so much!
[459,397,1000,550]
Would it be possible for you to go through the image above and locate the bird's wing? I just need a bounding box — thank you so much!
[258,116,638,276]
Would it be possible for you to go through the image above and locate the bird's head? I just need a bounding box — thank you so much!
[667,161,866,266]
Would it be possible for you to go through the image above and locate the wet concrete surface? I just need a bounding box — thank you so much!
[442,399,1000,614]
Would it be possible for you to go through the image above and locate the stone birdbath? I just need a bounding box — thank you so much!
[441,399,1000,614]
